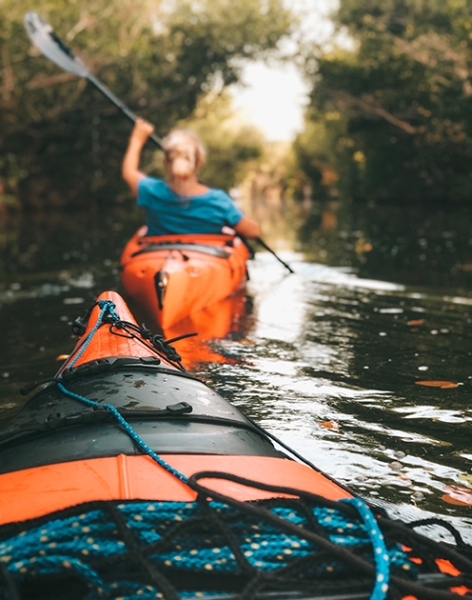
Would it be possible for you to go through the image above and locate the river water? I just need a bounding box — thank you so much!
[1,201,472,540]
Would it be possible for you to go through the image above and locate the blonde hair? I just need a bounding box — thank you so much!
[162,129,206,174]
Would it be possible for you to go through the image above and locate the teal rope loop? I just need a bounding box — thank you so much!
[66,300,119,370]
[57,299,189,486]
[340,497,390,600]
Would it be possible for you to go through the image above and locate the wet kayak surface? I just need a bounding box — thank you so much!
[1,202,472,538]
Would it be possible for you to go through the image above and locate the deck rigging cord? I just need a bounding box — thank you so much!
[3,299,472,599]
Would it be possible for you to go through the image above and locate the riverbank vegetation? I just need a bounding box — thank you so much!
[297,0,472,204]
[0,0,293,209]
[4,0,472,212]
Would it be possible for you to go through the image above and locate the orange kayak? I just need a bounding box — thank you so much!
[0,291,350,525]
[120,228,250,329]
[0,291,469,599]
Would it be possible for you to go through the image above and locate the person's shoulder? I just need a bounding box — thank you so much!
[138,176,168,193]
[205,187,233,201]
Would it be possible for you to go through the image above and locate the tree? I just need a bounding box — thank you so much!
[0,0,294,208]
[297,0,472,204]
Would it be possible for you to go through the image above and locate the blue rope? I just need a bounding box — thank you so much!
[57,299,189,485]
[66,300,117,370]
[0,500,413,599]
[340,498,390,600]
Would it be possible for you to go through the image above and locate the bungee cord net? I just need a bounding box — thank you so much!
[0,472,471,600]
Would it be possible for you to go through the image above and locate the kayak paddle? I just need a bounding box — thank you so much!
[255,237,295,274]
[238,234,294,274]
[23,12,163,149]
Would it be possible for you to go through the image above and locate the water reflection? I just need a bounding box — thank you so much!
[1,203,472,538]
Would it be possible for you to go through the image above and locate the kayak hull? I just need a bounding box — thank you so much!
[120,229,249,329]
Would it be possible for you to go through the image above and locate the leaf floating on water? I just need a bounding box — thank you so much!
[442,485,472,506]
[408,319,425,326]
[415,380,459,389]
[56,354,69,361]
[319,421,340,431]
[458,474,472,487]
[63,297,85,305]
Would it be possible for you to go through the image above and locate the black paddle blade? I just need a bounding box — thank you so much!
[24,12,89,78]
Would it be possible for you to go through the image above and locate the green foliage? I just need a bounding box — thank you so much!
[0,0,293,208]
[298,0,472,203]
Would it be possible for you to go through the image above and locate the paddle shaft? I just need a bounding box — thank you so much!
[238,235,294,274]
[87,72,163,149]
[24,13,164,149]
[255,238,294,273]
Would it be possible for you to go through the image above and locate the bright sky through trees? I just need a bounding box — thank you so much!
[229,0,336,141]
[230,61,309,141]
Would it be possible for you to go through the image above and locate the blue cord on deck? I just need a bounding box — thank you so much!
[66,300,117,370]
[341,497,390,600]
[57,299,189,485]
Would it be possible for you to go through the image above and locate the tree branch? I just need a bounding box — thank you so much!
[27,72,78,90]
[1,44,15,104]
[335,91,423,134]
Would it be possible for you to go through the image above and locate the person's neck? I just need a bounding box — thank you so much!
[168,175,208,197]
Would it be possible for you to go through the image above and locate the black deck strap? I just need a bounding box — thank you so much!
[131,243,231,259]
[408,518,468,549]
[61,358,200,384]
[104,503,181,600]
[0,562,19,600]
[381,517,472,576]
[188,471,379,579]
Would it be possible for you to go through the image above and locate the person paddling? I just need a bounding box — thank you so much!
[122,118,261,238]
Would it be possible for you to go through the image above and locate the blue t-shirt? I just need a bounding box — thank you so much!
[137,177,244,236]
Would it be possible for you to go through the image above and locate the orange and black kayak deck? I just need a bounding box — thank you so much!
[0,291,349,526]
[0,291,470,600]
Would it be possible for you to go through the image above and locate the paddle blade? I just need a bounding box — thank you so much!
[24,12,89,78]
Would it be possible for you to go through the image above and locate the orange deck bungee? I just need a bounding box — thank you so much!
[120,228,249,330]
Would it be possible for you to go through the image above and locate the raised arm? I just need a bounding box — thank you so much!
[122,118,155,196]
